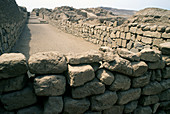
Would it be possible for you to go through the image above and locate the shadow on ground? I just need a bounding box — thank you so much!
[11,24,31,59]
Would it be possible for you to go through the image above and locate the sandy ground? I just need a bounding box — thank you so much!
[11,16,100,59]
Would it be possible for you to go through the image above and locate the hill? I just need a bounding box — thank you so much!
[100,7,137,16]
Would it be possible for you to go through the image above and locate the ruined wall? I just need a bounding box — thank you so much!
[38,8,170,53]
[0,0,27,54]
[0,44,170,113]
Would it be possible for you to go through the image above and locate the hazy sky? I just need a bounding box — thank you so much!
[16,0,170,11]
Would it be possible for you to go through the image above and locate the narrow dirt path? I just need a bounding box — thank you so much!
[11,15,100,59]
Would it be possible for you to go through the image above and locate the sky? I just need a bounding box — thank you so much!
[15,0,170,12]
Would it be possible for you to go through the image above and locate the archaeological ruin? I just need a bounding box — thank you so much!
[0,0,170,114]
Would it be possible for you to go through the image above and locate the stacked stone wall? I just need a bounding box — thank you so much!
[38,12,170,53]
[0,45,170,113]
[0,0,28,54]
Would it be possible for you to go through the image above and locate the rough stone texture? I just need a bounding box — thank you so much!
[68,64,95,87]
[134,106,152,114]
[96,69,114,85]
[160,79,170,90]
[142,81,163,95]
[103,105,124,114]
[148,60,165,69]
[17,106,43,114]
[85,111,102,114]
[103,56,133,76]
[118,88,141,105]
[34,75,66,96]
[124,101,138,113]
[139,49,161,62]
[44,96,63,114]
[91,91,118,111]
[132,61,148,77]
[132,72,151,88]
[0,53,27,79]
[72,79,105,99]
[117,48,140,61]
[1,87,37,111]
[28,52,67,74]
[0,107,14,114]
[159,89,170,101]
[0,75,28,93]
[151,70,162,82]
[162,67,170,79]
[109,73,131,91]
[160,101,170,110]
[64,97,90,114]
[152,103,160,113]
[141,37,153,44]
[66,50,102,64]
[140,95,159,106]
[159,42,170,55]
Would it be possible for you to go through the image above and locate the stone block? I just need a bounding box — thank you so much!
[64,97,90,114]
[153,38,164,47]
[96,69,114,85]
[165,27,170,33]
[109,73,131,91]
[34,75,66,96]
[44,96,63,114]
[103,105,124,114]
[162,33,170,39]
[0,53,27,79]
[130,27,137,33]
[160,79,170,90]
[134,106,152,114]
[159,42,170,55]
[66,50,102,64]
[140,95,159,106]
[72,79,105,99]
[103,56,133,76]
[139,49,161,62]
[68,64,95,87]
[28,52,67,74]
[0,75,28,93]
[120,32,125,39]
[136,35,142,41]
[159,89,170,101]
[143,31,161,38]
[136,28,143,35]
[132,72,151,88]
[116,31,120,38]
[157,26,166,32]
[127,40,133,49]
[91,91,118,111]
[117,88,141,105]
[132,61,148,77]
[117,48,140,61]
[148,60,165,69]
[141,37,153,44]
[1,87,37,111]
[115,39,122,46]
[126,32,131,40]
[142,81,163,95]
[121,39,127,48]
[17,106,43,114]
[160,101,170,110]
[162,67,170,78]
[124,101,138,113]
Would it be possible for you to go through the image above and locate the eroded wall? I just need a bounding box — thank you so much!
[0,0,27,54]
